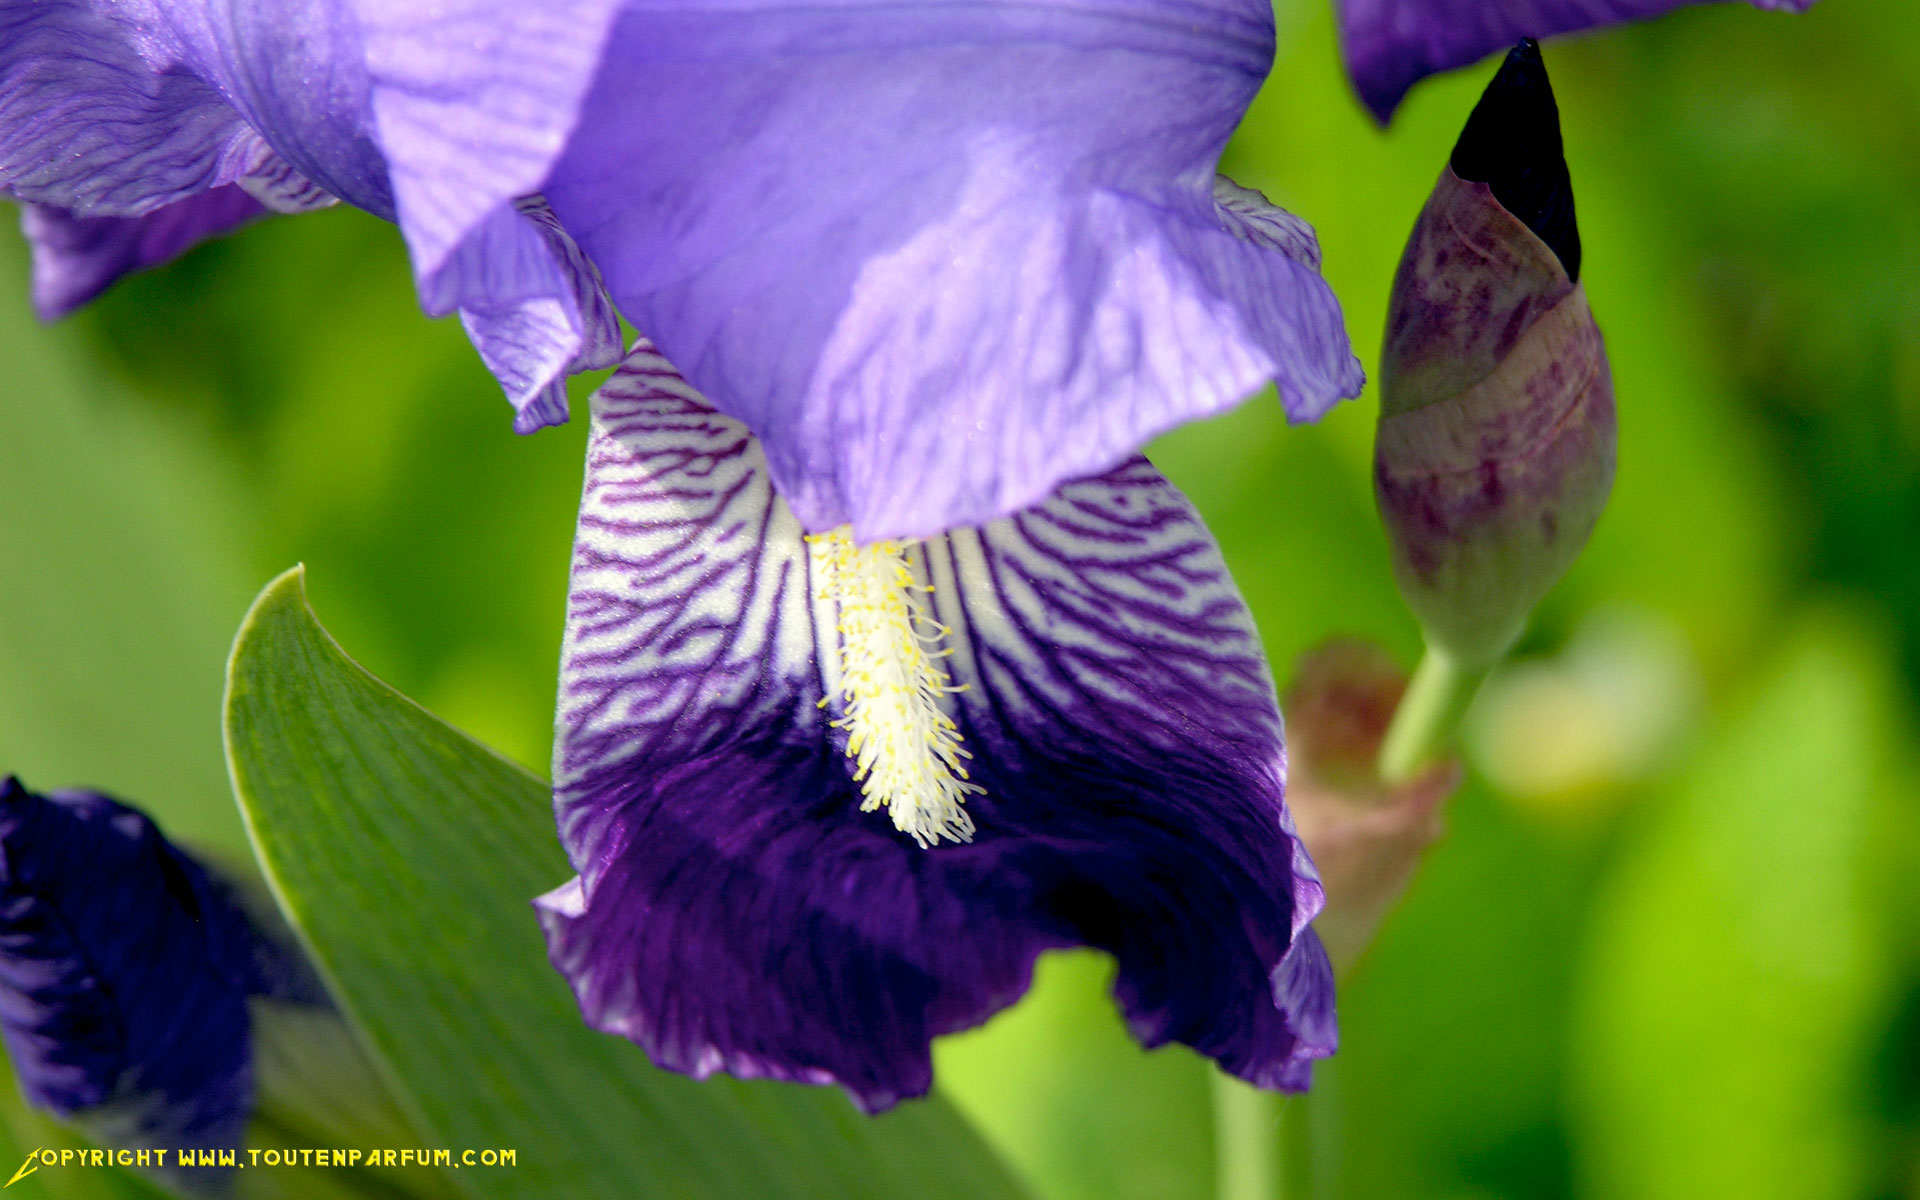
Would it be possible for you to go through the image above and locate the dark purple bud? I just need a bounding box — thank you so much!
[1375,45,1617,668]
[0,777,317,1168]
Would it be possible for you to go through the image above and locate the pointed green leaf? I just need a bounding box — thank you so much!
[223,567,1027,1200]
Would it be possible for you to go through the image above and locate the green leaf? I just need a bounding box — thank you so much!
[222,567,1028,1200]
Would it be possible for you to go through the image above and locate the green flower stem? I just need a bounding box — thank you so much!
[1212,1075,1284,1200]
[1376,645,1492,785]
[1210,647,1490,1200]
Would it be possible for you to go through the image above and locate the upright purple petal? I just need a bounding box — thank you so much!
[1339,0,1820,123]
[0,778,312,1152]
[538,345,1335,1111]
[543,1,1363,538]
[184,0,629,429]
[0,1,255,216]
[2,0,623,430]
[7,0,1361,529]
[343,0,626,282]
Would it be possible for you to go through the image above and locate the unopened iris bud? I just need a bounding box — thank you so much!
[1374,41,1616,670]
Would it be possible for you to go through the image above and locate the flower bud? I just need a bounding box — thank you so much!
[1374,41,1616,669]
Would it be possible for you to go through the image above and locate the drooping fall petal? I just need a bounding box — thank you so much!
[537,343,1336,1110]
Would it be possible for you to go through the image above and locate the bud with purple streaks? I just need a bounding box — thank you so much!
[1374,41,1616,671]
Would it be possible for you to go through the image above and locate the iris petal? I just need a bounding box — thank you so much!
[0,1,255,216]
[6,0,1361,532]
[1,0,622,430]
[21,190,264,318]
[545,2,1363,537]
[220,0,630,432]
[1338,0,1819,123]
[539,344,1335,1110]
[5,0,1359,532]
[344,0,628,281]
[453,199,626,432]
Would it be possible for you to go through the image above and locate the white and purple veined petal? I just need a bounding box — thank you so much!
[1338,0,1820,123]
[537,343,1336,1112]
[0,777,323,1164]
[3,0,1361,537]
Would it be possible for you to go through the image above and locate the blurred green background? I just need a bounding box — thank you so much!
[2,0,1917,1196]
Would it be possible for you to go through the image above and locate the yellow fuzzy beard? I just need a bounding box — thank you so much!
[806,527,980,847]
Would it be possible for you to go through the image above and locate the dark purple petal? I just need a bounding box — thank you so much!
[538,346,1335,1111]
[1338,0,1820,123]
[0,777,307,1151]
[543,2,1362,538]
[21,190,265,319]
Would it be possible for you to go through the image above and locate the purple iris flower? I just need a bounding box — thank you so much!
[1338,0,1819,123]
[1,0,1362,539]
[0,777,320,1158]
[533,340,1337,1112]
